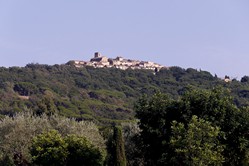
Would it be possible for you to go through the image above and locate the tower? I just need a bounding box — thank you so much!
[94,52,101,58]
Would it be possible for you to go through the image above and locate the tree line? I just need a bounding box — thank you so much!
[0,64,249,124]
[0,64,249,165]
[134,88,249,165]
[0,87,248,165]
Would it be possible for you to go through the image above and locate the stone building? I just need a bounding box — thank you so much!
[94,52,101,58]
[90,52,109,66]
[67,52,166,71]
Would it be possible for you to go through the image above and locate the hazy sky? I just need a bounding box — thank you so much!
[0,0,249,78]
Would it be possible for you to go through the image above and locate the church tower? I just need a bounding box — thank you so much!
[94,52,101,58]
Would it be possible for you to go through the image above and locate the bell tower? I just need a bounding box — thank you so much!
[94,52,101,58]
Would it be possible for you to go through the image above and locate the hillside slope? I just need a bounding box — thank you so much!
[0,64,248,123]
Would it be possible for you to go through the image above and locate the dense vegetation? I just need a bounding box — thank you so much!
[0,88,248,165]
[135,89,249,165]
[0,112,106,165]
[1,63,249,123]
[0,63,249,165]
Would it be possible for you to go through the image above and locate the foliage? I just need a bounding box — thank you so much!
[13,82,38,96]
[135,88,249,166]
[1,64,249,165]
[1,64,249,123]
[0,112,106,164]
[30,130,68,166]
[108,126,127,166]
[65,134,104,166]
[241,76,249,83]
[135,92,173,165]
[0,111,50,164]
[121,122,144,166]
[30,131,105,166]
[168,115,224,166]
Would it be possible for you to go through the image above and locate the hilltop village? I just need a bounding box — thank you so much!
[67,52,166,71]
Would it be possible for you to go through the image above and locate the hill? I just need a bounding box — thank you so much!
[0,63,249,124]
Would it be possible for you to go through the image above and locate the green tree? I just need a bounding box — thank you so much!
[135,88,249,165]
[109,126,127,166]
[168,115,224,166]
[121,122,144,166]
[0,112,106,164]
[30,130,105,166]
[135,93,174,165]
[65,134,104,166]
[30,130,68,166]
[241,76,249,83]
[37,90,57,115]
[13,82,38,96]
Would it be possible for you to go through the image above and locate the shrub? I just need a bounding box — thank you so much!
[0,112,106,164]
[30,130,68,166]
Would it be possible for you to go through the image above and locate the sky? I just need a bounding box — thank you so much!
[0,0,249,78]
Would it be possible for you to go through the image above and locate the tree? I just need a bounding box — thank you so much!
[30,130,105,166]
[108,126,127,166]
[168,115,224,166]
[135,93,175,165]
[135,88,249,165]
[241,76,249,83]
[0,112,106,164]
[30,130,68,166]
[0,112,51,164]
[65,135,104,166]
[121,122,145,166]
[13,82,38,96]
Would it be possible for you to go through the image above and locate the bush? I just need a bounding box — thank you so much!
[65,135,104,166]
[30,131,104,166]
[30,130,68,166]
[0,112,106,164]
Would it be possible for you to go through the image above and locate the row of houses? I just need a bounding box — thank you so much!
[68,52,166,71]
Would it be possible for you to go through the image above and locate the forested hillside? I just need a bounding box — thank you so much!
[0,63,249,123]
[0,63,249,165]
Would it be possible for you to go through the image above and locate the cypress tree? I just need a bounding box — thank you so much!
[112,126,127,166]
